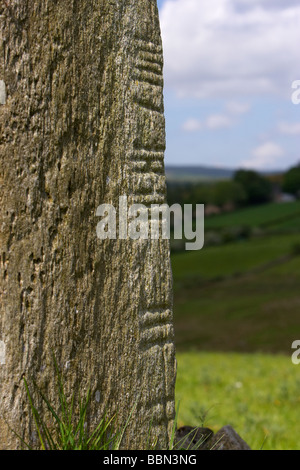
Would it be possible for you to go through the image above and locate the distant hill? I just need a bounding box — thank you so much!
[165,165,235,182]
[165,165,282,183]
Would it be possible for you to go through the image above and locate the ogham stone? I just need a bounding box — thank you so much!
[0,0,176,449]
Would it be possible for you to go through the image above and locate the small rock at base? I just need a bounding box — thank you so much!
[209,425,251,450]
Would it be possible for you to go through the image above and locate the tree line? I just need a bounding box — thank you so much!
[167,164,300,210]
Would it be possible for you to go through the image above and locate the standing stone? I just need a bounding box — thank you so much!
[0,0,176,449]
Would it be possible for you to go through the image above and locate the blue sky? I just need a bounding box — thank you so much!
[157,0,300,170]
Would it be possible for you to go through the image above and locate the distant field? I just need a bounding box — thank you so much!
[172,232,300,286]
[175,351,300,450]
[205,201,300,231]
[269,214,300,232]
[171,233,300,353]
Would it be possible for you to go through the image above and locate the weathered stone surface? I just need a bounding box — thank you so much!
[0,0,176,449]
[209,426,251,450]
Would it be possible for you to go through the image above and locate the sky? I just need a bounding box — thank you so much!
[157,0,300,171]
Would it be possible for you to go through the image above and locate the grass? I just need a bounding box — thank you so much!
[14,356,135,450]
[175,351,300,450]
[173,260,300,353]
[204,201,300,231]
[14,356,198,451]
[269,214,300,232]
[172,233,300,353]
[171,210,300,451]
[172,232,300,287]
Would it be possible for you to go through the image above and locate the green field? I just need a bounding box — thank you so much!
[172,234,300,353]
[171,203,300,450]
[172,233,300,287]
[175,352,300,450]
[205,201,300,231]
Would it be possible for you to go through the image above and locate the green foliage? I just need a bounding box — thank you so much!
[282,164,300,196]
[167,180,247,209]
[210,180,247,207]
[233,169,273,205]
[167,170,275,214]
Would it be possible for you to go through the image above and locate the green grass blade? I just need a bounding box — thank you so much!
[23,377,46,450]
[113,402,137,450]
[5,421,32,450]
[52,354,69,424]
[168,401,180,450]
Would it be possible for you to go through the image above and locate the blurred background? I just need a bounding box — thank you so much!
[157,0,300,449]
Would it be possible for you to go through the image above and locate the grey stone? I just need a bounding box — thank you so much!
[0,0,175,450]
[209,426,251,450]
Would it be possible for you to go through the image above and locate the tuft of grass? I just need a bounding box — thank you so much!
[168,402,213,450]
[13,355,185,451]
[13,355,135,450]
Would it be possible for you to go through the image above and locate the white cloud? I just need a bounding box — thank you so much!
[182,113,233,132]
[278,122,300,136]
[160,0,300,99]
[225,101,251,115]
[240,142,285,169]
[233,0,300,12]
[182,118,203,132]
[206,114,233,129]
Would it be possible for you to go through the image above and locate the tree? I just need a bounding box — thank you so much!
[211,180,247,208]
[282,164,300,197]
[233,169,272,205]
